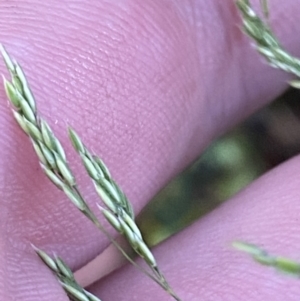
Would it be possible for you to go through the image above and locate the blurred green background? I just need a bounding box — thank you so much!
[138,87,300,247]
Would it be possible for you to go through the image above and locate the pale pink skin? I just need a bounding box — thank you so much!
[1,0,300,300]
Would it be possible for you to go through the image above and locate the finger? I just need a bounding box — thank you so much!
[0,0,300,299]
[93,154,300,301]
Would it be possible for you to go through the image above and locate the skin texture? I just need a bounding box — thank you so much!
[1,0,300,300]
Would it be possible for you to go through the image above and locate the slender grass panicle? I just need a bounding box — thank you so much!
[236,0,300,82]
[233,241,300,276]
[3,1,299,299]
[32,245,102,301]
[68,128,159,269]
[0,44,181,301]
[234,0,300,275]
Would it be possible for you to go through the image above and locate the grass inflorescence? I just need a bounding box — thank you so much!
[236,0,300,82]
[3,1,299,299]
[0,45,181,301]
[233,241,300,277]
[235,0,300,276]
[33,245,102,301]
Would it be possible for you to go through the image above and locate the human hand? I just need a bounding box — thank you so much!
[1,0,300,300]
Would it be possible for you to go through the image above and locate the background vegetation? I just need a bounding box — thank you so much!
[140,87,300,246]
